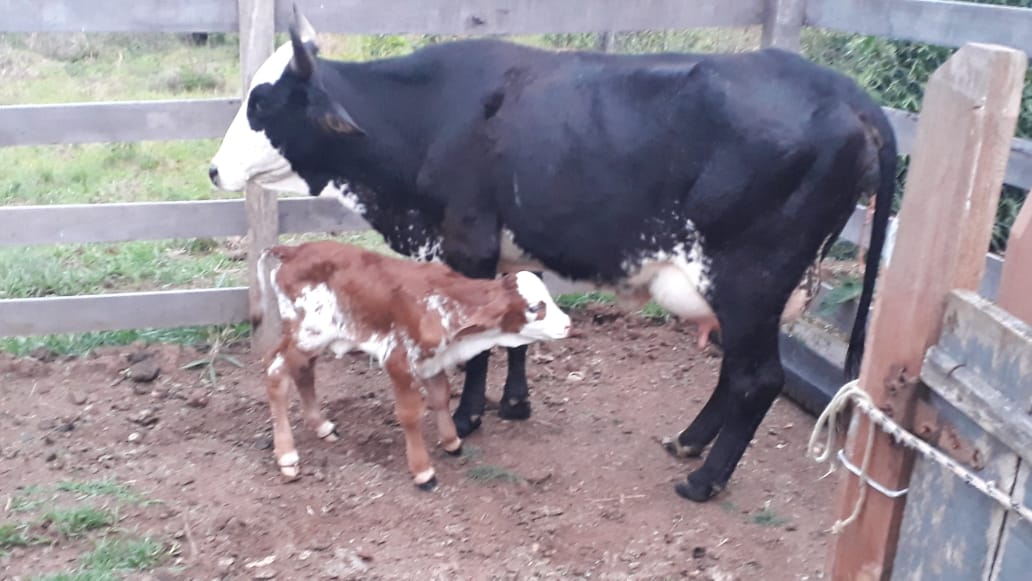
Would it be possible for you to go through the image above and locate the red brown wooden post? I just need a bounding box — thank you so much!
[825,43,1027,581]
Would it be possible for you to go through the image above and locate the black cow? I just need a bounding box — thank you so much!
[208,7,895,502]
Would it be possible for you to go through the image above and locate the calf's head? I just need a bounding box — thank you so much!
[497,271,572,342]
[208,6,362,195]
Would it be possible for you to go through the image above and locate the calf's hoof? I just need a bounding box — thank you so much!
[499,397,532,421]
[674,473,723,503]
[278,451,301,481]
[452,412,482,438]
[317,421,340,442]
[443,439,463,457]
[414,468,438,491]
[661,436,705,459]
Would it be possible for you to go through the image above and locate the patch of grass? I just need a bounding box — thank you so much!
[816,274,864,318]
[8,485,47,513]
[555,291,614,310]
[466,465,523,484]
[751,506,790,528]
[0,323,250,358]
[80,536,164,572]
[56,480,138,502]
[638,300,671,322]
[43,507,116,538]
[36,572,118,581]
[0,522,31,551]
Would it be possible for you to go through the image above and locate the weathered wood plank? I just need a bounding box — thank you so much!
[0,99,239,147]
[896,289,1032,579]
[826,43,1027,580]
[0,288,249,337]
[994,463,1032,580]
[282,0,766,35]
[997,197,1032,325]
[0,197,368,247]
[807,0,1032,57]
[0,0,238,33]
[761,0,805,51]
[891,384,1019,580]
[884,106,1032,190]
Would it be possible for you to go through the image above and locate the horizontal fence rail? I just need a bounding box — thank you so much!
[0,196,370,247]
[807,0,1032,57]
[0,99,239,147]
[0,288,249,336]
[0,0,766,35]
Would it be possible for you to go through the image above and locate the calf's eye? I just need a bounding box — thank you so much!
[527,301,545,314]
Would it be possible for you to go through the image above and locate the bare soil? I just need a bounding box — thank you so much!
[1,303,836,580]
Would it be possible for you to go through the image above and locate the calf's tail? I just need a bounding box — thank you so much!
[251,245,296,328]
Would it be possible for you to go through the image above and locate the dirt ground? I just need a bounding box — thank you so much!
[1,303,837,580]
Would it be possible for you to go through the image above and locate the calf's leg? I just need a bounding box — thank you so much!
[386,353,436,489]
[293,357,339,442]
[424,373,463,456]
[265,352,302,480]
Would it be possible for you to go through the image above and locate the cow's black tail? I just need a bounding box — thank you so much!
[844,119,897,379]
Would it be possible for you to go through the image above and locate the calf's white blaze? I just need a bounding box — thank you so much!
[513,271,572,341]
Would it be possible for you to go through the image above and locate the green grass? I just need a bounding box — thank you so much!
[79,537,164,572]
[466,464,524,484]
[0,522,31,551]
[751,506,790,528]
[55,480,139,502]
[34,536,165,581]
[43,507,117,537]
[555,291,615,310]
[9,485,48,513]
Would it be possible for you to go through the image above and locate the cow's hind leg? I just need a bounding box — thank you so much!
[424,373,463,456]
[663,371,729,459]
[293,357,339,443]
[675,316,784,502]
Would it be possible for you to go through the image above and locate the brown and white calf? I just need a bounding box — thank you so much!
[253,240,571,489]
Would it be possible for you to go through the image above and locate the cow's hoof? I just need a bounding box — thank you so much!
[499,397,532,421]
[453,412,482,438]
[416,476,438,491]
[661,436,705,459]
[674,474,722,502]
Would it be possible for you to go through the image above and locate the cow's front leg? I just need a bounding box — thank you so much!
[497,270,542,421]
[440,205,502,437]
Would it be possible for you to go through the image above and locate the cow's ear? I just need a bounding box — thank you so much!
[288,8,316,80]
[318,98,366,136]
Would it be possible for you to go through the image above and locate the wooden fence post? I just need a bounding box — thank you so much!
[825,43,1027,581]
[238,0,279,354]
[761,0,805,51]
[997,196,1032,325]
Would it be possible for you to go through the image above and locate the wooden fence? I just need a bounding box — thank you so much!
[1,0,1030,347]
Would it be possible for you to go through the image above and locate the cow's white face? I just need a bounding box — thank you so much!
[514,271,572,341]
[208,9,364,197]
[209,41,308,193]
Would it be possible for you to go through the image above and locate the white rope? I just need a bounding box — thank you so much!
[808,379,1032,534]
